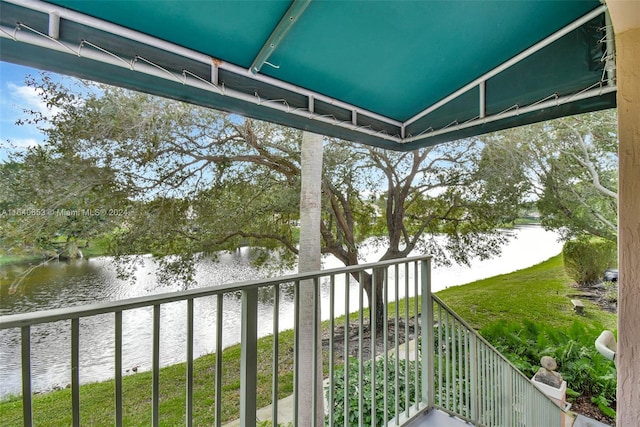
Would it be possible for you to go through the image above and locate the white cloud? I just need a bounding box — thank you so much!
[6,82,61,118]
[8,137,41,148]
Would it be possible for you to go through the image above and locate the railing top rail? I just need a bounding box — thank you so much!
[0,255,431,329]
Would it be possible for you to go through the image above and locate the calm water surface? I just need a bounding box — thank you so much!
[0,225,561,397]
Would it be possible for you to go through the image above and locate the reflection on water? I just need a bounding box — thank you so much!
[0,226,561,397]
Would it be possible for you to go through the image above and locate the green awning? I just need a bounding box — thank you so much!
[0,0,616,150]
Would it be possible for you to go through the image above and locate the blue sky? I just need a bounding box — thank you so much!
[0,62,51,161]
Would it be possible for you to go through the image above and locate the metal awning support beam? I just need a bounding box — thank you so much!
[404,85,617,145]
[250,0,311,75]
[404,4,609,128]
[0,0,616,150]
[1,0,401,130]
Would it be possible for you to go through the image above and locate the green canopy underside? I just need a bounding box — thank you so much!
[0,0,616,150]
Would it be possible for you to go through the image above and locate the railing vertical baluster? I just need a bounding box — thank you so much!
[484,345,488,425]
[328,275,335,427]
[383,267,390,426]
[488,349,493,426]
[451,317,456,414]
[215,295,223,427]
[499,358,504,426]
[470,332,477,424]
[404,265,410,419]
[240,288,258,427]
[499,357,503,426]
[272,285,280,427]
[293,280,300,425]
[465,329,471,418]
[152,304,160,427]
[437,304,442,407]
[445,310,451,410]
[343,273,350,427]
[394,265,401,425]
[370,269,377,427]
[413,261,419,410]
[21,326,33,427]
[480,344,485,424]
[71,318,80,427]
[492,351,497,426]
[498,354,502,426]
[457,319,462,415]
[506,360,513,426]
[115,311,123,427]
[490,347,494,426]
[421,258,433,410]
[358,271,364,424]
[186,299,194,427]
[481,345,485,425]
[312,277,320,427]
[488,346,492,425]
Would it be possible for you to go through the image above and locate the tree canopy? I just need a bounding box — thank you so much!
[481,110,618,242]
[10,73,600,314]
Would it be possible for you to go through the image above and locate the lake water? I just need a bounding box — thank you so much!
[0,225,562,397]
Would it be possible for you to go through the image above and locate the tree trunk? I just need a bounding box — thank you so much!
[297,131,324,426]
[357,270,386,334]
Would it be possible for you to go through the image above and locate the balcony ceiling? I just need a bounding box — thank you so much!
[0,0,616,150]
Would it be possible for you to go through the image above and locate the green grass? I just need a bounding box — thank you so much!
[0,254,44,266]
[435,254,617,331]
[0,331,299,427]
[0,254,617,426]
[0,235,113,266]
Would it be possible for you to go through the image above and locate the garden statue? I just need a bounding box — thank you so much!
[534,356,563,388]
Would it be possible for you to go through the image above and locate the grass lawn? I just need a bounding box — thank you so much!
[436,254,617,331]
[0,254,617,426]
[0,254,44,266]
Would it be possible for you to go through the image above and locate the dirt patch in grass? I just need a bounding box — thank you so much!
[568,282,618,313]
[322,316,419,362]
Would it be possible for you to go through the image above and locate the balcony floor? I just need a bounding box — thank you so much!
[402,409,470,426]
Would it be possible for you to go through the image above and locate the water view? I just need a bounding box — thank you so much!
[0,225,561,398]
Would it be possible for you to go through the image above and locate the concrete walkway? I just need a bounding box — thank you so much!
[569,413,613,427]
[222,394,295,427]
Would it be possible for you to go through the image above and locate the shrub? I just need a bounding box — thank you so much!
[480,320,617,418]
[326,357,419,426]
[562,238,616,286]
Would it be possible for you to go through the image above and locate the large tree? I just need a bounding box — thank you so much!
[482,110,618,242]
[9,74,525,327]
[0,145,128,259]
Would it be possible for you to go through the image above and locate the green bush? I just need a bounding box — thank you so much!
[480,320,617,418]
[562,238,616,286]
[326,357,418,426]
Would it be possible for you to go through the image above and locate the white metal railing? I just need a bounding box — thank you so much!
[0,256,431,427]
[429,295,564,427]
[0,255,563,427]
